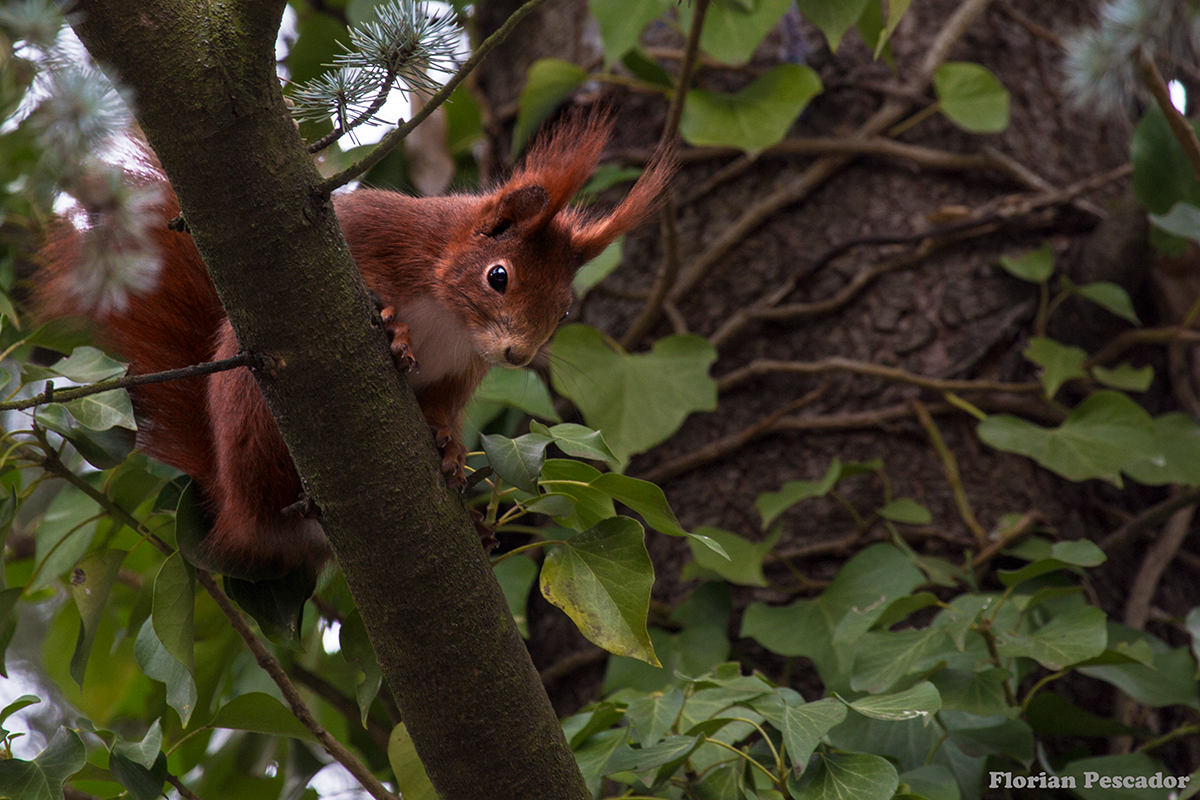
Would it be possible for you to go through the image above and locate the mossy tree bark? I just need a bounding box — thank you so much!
[65,1,589,797]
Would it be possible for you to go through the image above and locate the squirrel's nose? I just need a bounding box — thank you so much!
[504,346,532,366]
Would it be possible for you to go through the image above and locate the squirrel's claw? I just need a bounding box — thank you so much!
[379,306,419,373]
[470,508,499,551]
[433,426,468,490]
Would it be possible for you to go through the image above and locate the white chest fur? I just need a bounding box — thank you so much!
[395,295,479,389]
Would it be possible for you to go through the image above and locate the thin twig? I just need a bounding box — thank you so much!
[1138,49,1200,182]
[911,400,987,549]
[1123,500,1195,630]
[619,0,709,349]
[27,436,173,555]
[1084,325,1200,368]
[30,432,393,799]
[290,663,393,751]
[665,0,996,305]
[0,353,259,414]
[166,773,204,800]
[319,0,554,194]
[539,647,608,686]
[717,356,1041,395]
[197,571,398,800]
[709,163,1132,349]
[971,510,1041,568]
[1101,486,1200,553]
[634,385,826,484]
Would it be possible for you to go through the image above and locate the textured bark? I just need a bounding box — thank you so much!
[65,1,588,797]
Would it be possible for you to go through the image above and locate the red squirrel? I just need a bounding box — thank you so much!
[36,113,670,580]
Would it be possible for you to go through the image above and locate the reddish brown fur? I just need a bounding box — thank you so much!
[35,114,671,579]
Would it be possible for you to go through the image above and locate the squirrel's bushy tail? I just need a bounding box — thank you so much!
[35,174,225,486]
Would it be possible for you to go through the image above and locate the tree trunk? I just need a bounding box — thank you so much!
[65,1,589,797]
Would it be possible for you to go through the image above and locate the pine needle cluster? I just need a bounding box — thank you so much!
[1,0,162,313]
[1064,0,1200,114]
[289,0,461,147]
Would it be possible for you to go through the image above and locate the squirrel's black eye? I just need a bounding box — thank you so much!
[487,264,508,294]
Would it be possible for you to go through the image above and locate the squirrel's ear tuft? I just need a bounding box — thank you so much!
[570,146,674,263]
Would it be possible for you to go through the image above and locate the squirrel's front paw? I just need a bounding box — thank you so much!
[432,426,467,490]
[470,508,499,551]
[379,306,419,373]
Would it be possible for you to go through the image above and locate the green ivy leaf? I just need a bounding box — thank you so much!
[551,325,717,466]
[588,472,688,538]
[930,667,1012,718]
[977,391,1157,486]
[537,459,615,532]
[469,367,560,422]
[44,346,126,383]
[210,692,317,741]
[877,498,932,525]
[946,716,1033,767]
[933,62,1010,133]
[995,605,1107,670]
[32,482,99,594]
[997,539,1106,587]
[1060,753,1172,799]
[133,618,196,727]
[61,388,136,432]
[850,628,951,694]
[1078,637,1200,710]
[1125,412,1200,486]
[757,695,847,776]
[795,0,870,51]
[625,688,684,746]
[1149,200,1200,243]
[788,751,900,800]
[684,526,779,587]
[1132,105,1200,215]
[589,0,670,64]
[531,421,619,464]
[110,720,162,770]
[681,64,823,157]
[339,610,382,727]
[1024,337,1087,399]
[492,555,538,638]
[152,552,195,677]
[1062,277,1140,325]
[742,545,925,685]
[541,516,658,665]
[997,244,1055,283]
[756,458,842,529]
[481,432,552,494]
[686,0,793,65]
[387,724,438,800]
[1091,362,1153,392]
[107,751,166,800]
[223,570,315,650]
[68,549,126,686]
[0,726,86,800]
[603,734,702,775]
[512,59,587,156]
[0,695,40,727]
[845,681,942,722]
[573,237,624,300]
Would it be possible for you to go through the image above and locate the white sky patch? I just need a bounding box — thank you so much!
[1169,79,1188,114]
[322,619,342,654]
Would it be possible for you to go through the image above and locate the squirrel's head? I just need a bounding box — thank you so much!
[441,111,672,368]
